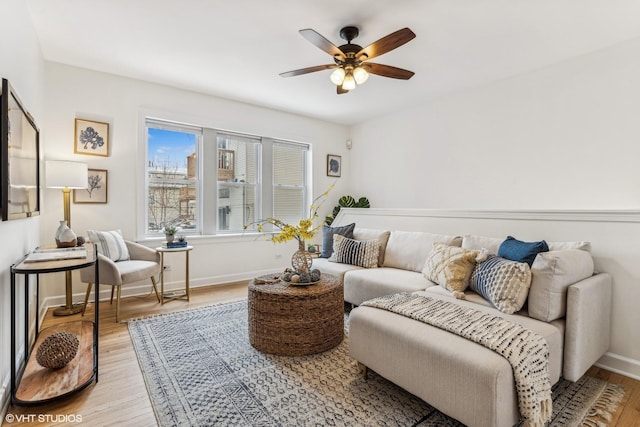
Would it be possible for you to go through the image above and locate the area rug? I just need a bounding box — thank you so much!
[128,300,624,427]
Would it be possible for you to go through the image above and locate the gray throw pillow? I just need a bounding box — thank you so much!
[320,223,355,258]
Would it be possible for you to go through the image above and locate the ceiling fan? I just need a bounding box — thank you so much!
[280,26,416,94]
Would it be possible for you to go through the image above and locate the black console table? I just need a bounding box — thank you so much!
[10,243,99,405]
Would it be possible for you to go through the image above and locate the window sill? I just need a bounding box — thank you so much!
[137,232,274,246]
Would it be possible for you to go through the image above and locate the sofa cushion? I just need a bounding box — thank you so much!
[422,243,486,294]
[498,236,549,267]
[320,223,355,258]
[312,257,362,280]
[353,228,390,266]
[329,235,379,268]
[463,234,591,254]
[527,249,595,322]
[383,230,462,273]
[344,268,435,306]
[88,229,130,262]
[469,255,532,314]
[462,234,504,254]
[548,241,591,252]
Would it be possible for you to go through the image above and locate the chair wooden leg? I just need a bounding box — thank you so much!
[151,276,161,303]
[110,287,115,304]
[81,283,93,316]
[115,285,122,323]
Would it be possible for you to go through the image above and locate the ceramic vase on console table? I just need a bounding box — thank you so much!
[55,220,77,248]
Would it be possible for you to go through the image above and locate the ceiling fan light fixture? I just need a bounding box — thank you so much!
[353,66,369,84]
[330,67,346,85]
[342,72,356,90]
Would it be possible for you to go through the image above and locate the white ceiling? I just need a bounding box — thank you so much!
[25,0,640,125]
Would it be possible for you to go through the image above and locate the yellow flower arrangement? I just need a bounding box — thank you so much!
[244,183,334,250]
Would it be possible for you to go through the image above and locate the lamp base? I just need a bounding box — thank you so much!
[53,304,84,316]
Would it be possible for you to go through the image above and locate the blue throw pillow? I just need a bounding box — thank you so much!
[320,223,355,258]
[497,235,549,267]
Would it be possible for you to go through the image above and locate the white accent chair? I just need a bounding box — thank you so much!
[80,241,161,322]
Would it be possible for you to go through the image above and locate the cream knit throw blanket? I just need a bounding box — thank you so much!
[361,293,552,427]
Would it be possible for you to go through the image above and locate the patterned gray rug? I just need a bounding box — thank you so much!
[128,300,623,427]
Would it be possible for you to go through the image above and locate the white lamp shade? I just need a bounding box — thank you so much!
[342,73,356,90]
[330,68,346,85]
[46,160,88,189]
[353,66,369,84]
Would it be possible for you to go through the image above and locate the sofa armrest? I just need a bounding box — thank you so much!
[126,240,160,263]
[563,273,612,381]
[79,253,123,286]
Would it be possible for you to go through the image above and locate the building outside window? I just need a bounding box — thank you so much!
[144,118,310,237]
[146,120,200,235]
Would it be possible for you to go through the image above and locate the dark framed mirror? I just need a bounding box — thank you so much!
[1,78,40,221]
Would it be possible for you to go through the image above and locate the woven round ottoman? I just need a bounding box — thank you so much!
[248,273,344,356]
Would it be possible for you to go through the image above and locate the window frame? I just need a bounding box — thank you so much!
[140,117,311,239]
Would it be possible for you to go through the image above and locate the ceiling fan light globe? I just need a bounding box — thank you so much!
[330,68,346,85]
[353,67,369,84]
[343,73,356,90]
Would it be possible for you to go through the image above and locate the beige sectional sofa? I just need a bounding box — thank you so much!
[313,227,612,427]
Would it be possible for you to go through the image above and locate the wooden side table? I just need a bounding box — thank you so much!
[156,246,193,304]
[10,243,99,405]
[248,273,343,356]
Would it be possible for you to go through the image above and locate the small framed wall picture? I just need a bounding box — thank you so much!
[327,154,342,177]
[74,169,108,204]
[74,118,109,157]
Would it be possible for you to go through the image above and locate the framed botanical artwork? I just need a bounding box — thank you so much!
[74,118,109,157]
[327,154,341,177]
[74,169,108,204]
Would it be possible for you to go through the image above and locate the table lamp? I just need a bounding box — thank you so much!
[45,160,88,316]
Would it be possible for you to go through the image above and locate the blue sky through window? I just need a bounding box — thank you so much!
[147,128,196,173]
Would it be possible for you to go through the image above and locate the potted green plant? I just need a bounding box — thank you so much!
[325,195,370,226]
[162,225,178,242]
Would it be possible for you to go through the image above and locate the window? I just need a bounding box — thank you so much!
[272,141,308,226]
[216,133,260,232]
[146,120,201,235]
[143,118,310,237]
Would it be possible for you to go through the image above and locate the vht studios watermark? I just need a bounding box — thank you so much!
[4,413,83,423]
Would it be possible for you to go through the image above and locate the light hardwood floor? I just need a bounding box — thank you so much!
[3,282,640,427]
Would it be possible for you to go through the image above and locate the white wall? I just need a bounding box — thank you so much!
[40,63,350,303]
[0,0,45,414]
[350,38,640,209]
[349,38,640,378]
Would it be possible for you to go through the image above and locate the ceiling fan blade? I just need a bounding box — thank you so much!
[279,64,336,78]
[356,28,416,61]
[299,29,346,60]
[337,85,349,95]
[366,63,415,80]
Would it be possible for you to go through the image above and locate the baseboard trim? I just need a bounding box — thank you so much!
[40,268,278,313]
[596,352,640,381]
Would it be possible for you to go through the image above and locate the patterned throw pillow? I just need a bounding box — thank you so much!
[320,223,356,258]
[87,229,130,262]
[469,255,532,314]
[422,243,487,295]
[328,234,379,268]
